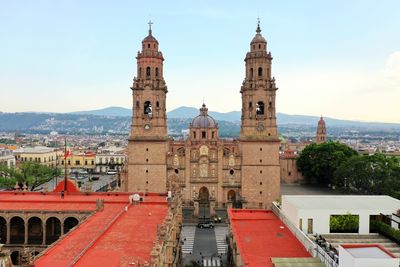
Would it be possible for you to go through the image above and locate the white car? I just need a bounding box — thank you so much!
[106,170,117,175]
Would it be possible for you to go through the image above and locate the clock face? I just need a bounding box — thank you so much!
[256,123,265,132]
[144,124,151,130]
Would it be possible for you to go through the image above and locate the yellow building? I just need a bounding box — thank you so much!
[14,146,58,167]
[60,152,96,172]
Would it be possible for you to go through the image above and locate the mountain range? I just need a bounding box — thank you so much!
[70,106,400,129]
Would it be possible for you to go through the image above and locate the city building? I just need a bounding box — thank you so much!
[127,21,280,217]
[0,181,182,266]
[0,148,16,168]
[316,116,327,144]
[280,149,303,184]
[61,151,96,173]
[95,152,126,173]
[281,195,400,235]
[13,146,58,167]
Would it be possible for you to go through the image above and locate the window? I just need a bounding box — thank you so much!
[68,160,71,165]
[249,102,252,108]
[147,44,150,48]
[256,101,265,115]
[91,160,94,165]
[299,219,303,231]
[259,191,262,195]
[258,44,261,49]
[258,67,263,76]
[202,131,206,139]
[146,148,149,151]
[174,169,179,174]
[136,101,140,108]
[85,160,88,165]
[144,101,152,115]
[260,170,262,174]
[146,158,149,162]
[260,182,262,185]
[288,171,291,176]
[260,147,262,151]
[155,67,159,77]
[212,131,215,138]
[146,169,148,173]
[260,159,262,163]
[75,160,80,165]
[250,68,253,79]
[229,169,234,175]
[193,131,196,139]
[146,67,151,77]
[139,67,142,77]
[156,101,160,108]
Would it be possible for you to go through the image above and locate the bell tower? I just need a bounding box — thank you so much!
[240,20,280,209]
[316,116,327,144]
[127,22,168,193]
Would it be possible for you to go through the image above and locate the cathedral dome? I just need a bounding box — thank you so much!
[191,104,217,128]
[318,116,326,126]
[250,22,267,44]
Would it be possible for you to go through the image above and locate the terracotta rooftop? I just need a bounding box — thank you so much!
[0,189,168,266]
[228,209,311,267]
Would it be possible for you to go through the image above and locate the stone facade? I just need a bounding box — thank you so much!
[316,116,327,144]
[127,21,281,216]
[280,149,304,184]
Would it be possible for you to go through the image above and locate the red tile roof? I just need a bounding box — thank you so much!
[229,209,311,267]
[0,191,167,266]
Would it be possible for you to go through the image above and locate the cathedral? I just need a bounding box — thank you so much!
[127,21,280,218]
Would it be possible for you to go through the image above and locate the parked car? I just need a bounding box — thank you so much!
[197,222,214,229]
[106,170,117,175]
[91,176,100,181]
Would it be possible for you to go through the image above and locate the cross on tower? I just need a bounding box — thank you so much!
[148,20,153,31]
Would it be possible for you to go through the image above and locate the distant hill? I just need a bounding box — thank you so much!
[70,106,131,117]
[0,106,399,135]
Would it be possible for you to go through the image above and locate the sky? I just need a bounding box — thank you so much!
[0,0,399,123]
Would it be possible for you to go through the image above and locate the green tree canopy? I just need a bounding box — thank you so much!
[0,162,61,191]
[333,153,400,195]
[297,141,358,185]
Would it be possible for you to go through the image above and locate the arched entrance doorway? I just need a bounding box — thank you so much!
[227,190,242,208]
[0,216,6,244]
[63,217,79,234]
[28,217,43,244]
[199,187,210,221]
[11,251,20,265]
[10,216,25,244]
[46,217,61,245]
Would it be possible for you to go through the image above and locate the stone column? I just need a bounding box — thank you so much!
[61,222,64,236]
[24,220,28,244]
[6,220,10,244]
[194,201,199,217]
[42,221,46,245]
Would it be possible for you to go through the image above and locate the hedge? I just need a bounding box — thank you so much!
[370,220,400,244]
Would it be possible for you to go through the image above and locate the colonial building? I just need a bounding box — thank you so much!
[316,116,327,144]
[127,21,280,218]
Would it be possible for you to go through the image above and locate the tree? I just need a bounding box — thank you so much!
[0,162,61,191]
[333,153,400,195]
[297,142,357,185]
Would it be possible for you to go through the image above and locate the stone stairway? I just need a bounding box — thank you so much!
[321,234,400,258]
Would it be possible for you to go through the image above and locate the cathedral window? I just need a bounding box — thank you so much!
[212,131,215,138]
[250,68,253,79]
[139,67,142,77]
[155,67,159,77]
[147,44,150,48]
[229,169,234,175]
[202,131,206,139]
[258,67,263,76]
[174,169,179,174]
[144,101,152,115]
[258,44,261,49]
[136,101,140,108]
[249,102,252,109]
[256,101,265,115]
[146,67,151,77]
[156,101,160,108]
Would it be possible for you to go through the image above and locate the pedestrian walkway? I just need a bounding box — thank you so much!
[203,257,221,267]
[214,226,228,254]
[181,225,196,254]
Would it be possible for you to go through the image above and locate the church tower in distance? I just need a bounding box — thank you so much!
[316,116,327,144]
[127,22,168,193]
[239,20,280,209]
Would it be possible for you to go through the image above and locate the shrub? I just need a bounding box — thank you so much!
[330,214,359,233]
[370,220,400,244]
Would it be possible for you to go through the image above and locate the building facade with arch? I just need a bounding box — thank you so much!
[127,22,280,218]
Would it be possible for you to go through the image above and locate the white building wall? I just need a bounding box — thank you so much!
[339,246,399,267]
